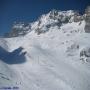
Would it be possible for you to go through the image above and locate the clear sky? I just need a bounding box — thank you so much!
[0,0,90,35]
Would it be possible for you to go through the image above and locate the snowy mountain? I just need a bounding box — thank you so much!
[0,7,90,90]
[5,9,84,37]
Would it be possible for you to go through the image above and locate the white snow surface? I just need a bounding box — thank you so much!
[0,15,90,90]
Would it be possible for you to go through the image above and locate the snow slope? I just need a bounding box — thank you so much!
[0,10,90,90]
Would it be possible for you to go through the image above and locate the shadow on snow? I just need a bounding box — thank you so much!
[0,46,26,64]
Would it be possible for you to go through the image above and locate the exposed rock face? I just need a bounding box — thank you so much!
[33,10,84,35]
[80,47,90,62]
[80,47,90,57]
[4,7,90,37]
[85,6,90,33]
[74,11,83,22]
[4,22,31,37]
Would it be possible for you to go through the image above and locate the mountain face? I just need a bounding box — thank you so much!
[85,6,90,33]
[0,7,90,90]
[5,9,85,37]
[32,10,83,35]
[4,22,31,37]
[5,7,90,37]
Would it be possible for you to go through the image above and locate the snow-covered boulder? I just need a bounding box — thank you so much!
[80,47,90,62]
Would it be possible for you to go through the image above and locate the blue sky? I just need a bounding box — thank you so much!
[0,0,90,35]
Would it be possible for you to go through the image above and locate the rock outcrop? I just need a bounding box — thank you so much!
[4,6,90,37]
[85,6,90,33]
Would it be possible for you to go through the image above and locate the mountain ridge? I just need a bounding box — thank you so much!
[4,7,90,37]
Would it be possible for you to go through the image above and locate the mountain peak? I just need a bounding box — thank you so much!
[4,8,89,37]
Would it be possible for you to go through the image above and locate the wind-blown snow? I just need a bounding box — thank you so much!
[0,10,90,90]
